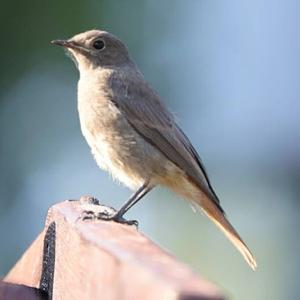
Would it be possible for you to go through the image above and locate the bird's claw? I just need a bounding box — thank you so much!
[80,207,138,227]
[100,212,139,227]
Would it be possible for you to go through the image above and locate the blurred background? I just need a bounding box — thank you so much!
[1,0,299,299]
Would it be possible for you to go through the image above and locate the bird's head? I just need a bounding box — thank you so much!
[52,30,131,71]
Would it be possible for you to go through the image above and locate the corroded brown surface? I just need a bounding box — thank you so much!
[4,200,224,300]
[4,233,44,288]
[0,281,47,300]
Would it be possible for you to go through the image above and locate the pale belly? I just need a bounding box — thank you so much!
[78,97,169,190]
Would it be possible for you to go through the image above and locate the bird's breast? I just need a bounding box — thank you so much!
[76,71,174,190]
[77,75,148,188]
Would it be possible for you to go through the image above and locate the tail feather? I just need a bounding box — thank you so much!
[165,169,257,269]
[201,197,257,270]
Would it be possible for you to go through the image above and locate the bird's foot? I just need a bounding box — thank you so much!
[79,195,138,227]
[97,211,139,227]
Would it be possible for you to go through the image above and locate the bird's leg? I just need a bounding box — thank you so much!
[97,182,153,226]
[116,183,153,218]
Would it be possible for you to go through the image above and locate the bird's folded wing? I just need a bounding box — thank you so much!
[108,72,221,208]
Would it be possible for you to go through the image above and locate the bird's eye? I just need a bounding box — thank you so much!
[93,39,105,50]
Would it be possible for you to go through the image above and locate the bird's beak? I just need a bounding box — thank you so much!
[51,39,76,49]
[51,39,90,54]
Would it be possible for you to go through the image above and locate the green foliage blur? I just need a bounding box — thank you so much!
[1,1,299,299]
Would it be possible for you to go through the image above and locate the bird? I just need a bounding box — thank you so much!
[51,29,257,270]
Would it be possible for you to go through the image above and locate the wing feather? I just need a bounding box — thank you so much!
[107,71,221,208]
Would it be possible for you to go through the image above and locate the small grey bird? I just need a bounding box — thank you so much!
[52,29,256,269]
